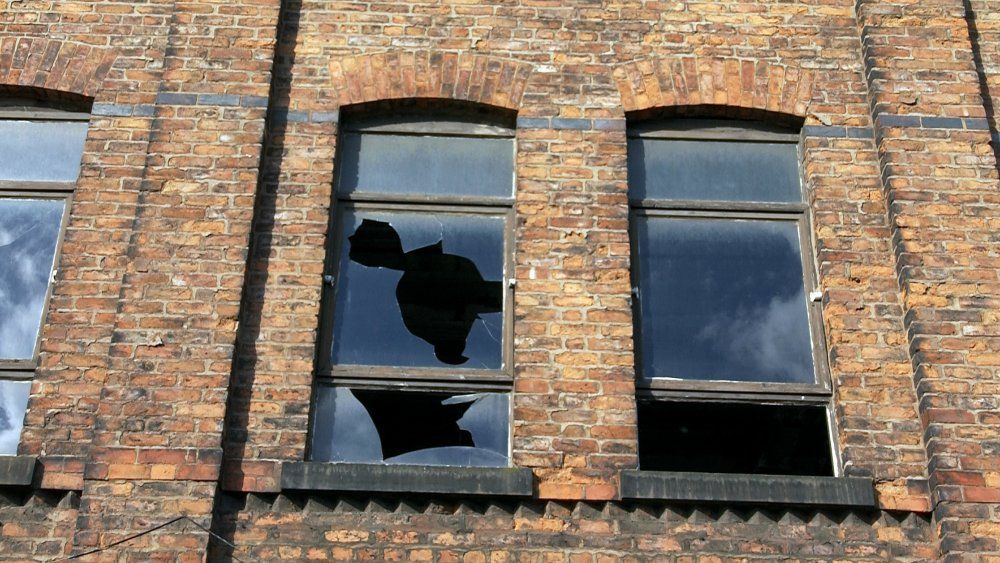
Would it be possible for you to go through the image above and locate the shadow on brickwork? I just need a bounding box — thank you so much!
[206,0,302,559]
[964,0,1000,177]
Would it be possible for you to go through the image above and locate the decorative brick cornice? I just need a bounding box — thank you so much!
[614,56,815,117]
[328,51,534,110]
[0,38,117,99]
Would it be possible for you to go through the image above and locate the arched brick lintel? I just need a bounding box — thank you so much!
[614,56,815,118]
[0,38,118,101]
[328,52,534,111]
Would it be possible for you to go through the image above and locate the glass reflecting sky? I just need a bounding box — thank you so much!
[331,210,505,369]
[636,217,815,383]
[0,121,88,182]
[0,380,30,455]
[338,133,514,198]
[0,198,66,359]
[628,138,801,202]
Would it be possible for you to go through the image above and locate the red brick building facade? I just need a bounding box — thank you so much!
[0,0,998,560]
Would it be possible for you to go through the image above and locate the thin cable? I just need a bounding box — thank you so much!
[60,515,245,562]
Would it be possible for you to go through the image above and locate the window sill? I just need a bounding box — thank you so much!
[620,470,876,507]
[281,462,534,497]
[0,456,37,487]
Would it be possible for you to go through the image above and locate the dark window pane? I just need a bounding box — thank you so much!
[0,121,88,182]
[0,380,30,455]
[628,138,801,202]
[0,198,66,360]
[311,386,509,467]
[331,211,505,369]
[637,400,834,476]
[337,133,514,198]
[635,217,815,384]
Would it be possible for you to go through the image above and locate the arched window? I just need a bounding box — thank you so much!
[0,98,89,455]
[628,117,835,476]
[310,104,516,468]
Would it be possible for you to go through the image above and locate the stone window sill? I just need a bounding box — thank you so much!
[281,462,534,497]
[620,470,876,507]
[0,456,37,487]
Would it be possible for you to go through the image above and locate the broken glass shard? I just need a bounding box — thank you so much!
[0,198,67,359]
[311,386,509,467]
[310,385,382,463]
[0,380,31,455]
[331,211,504,369]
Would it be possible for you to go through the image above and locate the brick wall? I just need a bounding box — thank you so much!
[858,0,1000,559]
[0,0,997,559]
[209,493,937,561]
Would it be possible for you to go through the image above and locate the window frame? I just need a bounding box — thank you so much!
[309,109,517,464]
[628,118,840,475]
[0,103,86,457]
[0,112,82,374]
[316,200,516,385]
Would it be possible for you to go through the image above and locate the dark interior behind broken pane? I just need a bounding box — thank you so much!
[311,386,509,467]
[0,198,67,359]
[637,400,834,476]
[628,138,801,203]
[331,211,504,370]
[635,216,815,384]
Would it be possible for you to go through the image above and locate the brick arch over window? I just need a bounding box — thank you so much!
[614,57,815,118]
[0,38,118,100]
[328,52,534,110]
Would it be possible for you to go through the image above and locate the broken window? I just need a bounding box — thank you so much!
[311,386,509,467]
[628,118,835,475]
[0,100,88,455]
[330,212,505,369]
[312,106,515,468]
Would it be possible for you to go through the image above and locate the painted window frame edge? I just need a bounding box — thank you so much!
[627,115,842,480]
[308,102,518,473]
[0,97,90,458]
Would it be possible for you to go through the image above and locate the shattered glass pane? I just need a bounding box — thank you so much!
[311,386,509,467]
[310,385,382,463]
[331,211,504,369]
[0,121,89,182]
[0,380,30,455]
[628,138,801,202]
[337,132,514,198]
[384,447,508,466]
[0,198,66,359]
[635,216,815,384]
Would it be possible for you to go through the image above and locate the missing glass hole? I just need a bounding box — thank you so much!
[312,387,509,467]
[348,219,503,365]
[637,400,834,476]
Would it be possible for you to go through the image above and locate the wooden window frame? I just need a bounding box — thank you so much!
[628,118,840,475]
[309,110,517,464]
[0,108,85,375]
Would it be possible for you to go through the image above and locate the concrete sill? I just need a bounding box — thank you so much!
[281,462,534,497]
[620,470,876,507]
[0,456,37,487]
